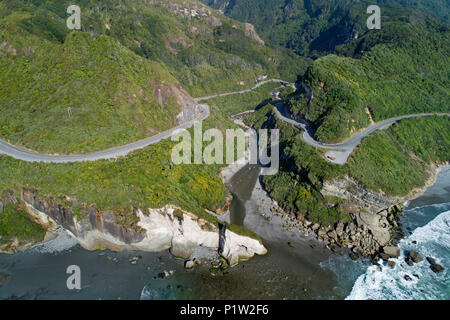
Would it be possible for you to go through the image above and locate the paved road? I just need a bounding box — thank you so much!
[0,79,288,163]
[274,102,450,164]
[2,77,446,165]
[0,104,210,163]
[194,79,290,102]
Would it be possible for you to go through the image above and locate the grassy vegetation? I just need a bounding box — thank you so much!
[0,27,182,154]
[0,81,279,240]
[0,0,308,96]
[201,81,280,118]
[0,204,46,247]
[347,116,450,196]
[0,138,229,227]
[246,102,450,226]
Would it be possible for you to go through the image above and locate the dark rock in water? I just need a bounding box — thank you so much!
[412,241,417,245]
[387,261,396,269]
[404,275,413,281]
[426,256,436,265]
[371,253,380,264]
[157,272,166,279]
[430,264,445,273]
[405,258,414,266]
[349,252,359,261]
[413,274,420,279]
[407,250,424,263]
[426,257,445,274]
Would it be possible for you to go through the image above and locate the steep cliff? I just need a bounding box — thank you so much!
[18,189,267,264]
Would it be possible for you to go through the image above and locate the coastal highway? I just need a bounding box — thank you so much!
[0,79,287,163]
[274,102,450,164]
[0,78,448,164]
[0,103,209,163]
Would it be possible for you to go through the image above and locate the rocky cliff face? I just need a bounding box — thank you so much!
[19,189,266,264]
[315,166,440,257]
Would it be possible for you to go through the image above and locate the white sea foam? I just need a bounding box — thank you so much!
[346,210,449,300]
[29,227,78,254]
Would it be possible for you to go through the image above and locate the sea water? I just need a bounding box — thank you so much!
[346,206,449,300]
[321,166,450,300]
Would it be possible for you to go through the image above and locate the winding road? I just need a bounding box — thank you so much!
[0,79,287,163]
[0,78,448,164]
[274,102,450,164]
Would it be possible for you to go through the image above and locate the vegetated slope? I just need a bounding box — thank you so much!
[201,0,449,56]
[0,0,307,153]
[3,0,307,96]
[287,13,450,143]
[0,9,190,154]
[246,104,450,226]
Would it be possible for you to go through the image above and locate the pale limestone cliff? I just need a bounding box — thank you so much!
[19,189,266,263]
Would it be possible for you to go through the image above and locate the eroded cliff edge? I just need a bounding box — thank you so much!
[0,188,267,266]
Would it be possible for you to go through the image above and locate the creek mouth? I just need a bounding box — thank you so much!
[0,163,343,299]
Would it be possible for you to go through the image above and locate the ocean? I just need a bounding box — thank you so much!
[322,166,450,300]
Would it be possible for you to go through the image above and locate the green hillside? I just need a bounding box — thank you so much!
[0,0,307,153]
[201,0,449,56]
[288,14,450,143]
[246,102,450,226]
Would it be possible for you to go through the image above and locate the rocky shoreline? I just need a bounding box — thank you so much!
[266,163,447,266]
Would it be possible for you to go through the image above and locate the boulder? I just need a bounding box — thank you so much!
[336,222,344,237]
[184,260,195,269]
[426,257,444,274]
[407,250,424,263]
[379,253,391,261]
[327,230,338,241]
[382,246,401,258]
[404,275,412,281]
[387,260,396,269]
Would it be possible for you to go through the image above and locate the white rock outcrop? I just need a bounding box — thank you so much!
[23,199,267,264]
